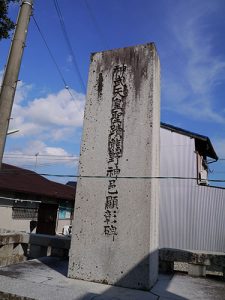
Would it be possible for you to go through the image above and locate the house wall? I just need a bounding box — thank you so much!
[56,219,72,234]
[0,205,34,233]
[0,195,73,235]
[160,128,225,252]
[56,201,73,234]
[160,127,197,178]
[0,205,70,235]
[0,194,39,233]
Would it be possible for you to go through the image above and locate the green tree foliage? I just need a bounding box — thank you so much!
[0,0,19,40]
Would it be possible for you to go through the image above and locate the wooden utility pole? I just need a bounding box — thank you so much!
[0,0,33,169]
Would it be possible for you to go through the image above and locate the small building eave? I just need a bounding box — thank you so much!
[160,122,218,161]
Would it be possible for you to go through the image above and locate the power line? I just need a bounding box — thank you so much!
[4,153,78,158]
[5,153,225,164]
[3,154,79,163]
[84,0,109,49]
[5,153,225,162]
[1,168,225,183]
[32,15,77,101]
[53,0,86,93]
[5,152,225,161]
[4,159,78,163]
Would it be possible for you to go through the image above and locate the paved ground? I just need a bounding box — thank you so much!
[0,257,224,299]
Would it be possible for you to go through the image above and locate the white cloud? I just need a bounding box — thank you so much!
[0,70,3,81]
[163,1,225,123]
[14,81,33,104]
[67,55,73,64]
[0,72,32,104]
[3,140,79,169]
[1,73,85,140]
[179,23,225,96]
[26,89,84,126]
[25,140,69,156]
[1,72,83,174]
[9,86,85,140]
[180,103,225,124]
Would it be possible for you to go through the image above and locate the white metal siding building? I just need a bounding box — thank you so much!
[160,123,225,252]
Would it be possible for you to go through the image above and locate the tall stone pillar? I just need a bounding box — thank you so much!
[68,43,160,290]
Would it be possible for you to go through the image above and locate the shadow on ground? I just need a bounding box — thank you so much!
[39,253,186,300]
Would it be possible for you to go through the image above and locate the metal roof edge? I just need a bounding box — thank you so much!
[160,122,218,160]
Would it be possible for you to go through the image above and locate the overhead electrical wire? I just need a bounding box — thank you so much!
[32,15,77,101]
[1,167,225,183]
[4,153,225,161]
[84,0,109,49]
[4,154,225,161]
[4,154,78,164]
[5,154,77,157]
[4,153,78,159]
[53,0,86,93]
[4,158,78,162]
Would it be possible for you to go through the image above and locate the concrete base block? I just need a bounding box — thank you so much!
[29,245,51,258]
[223,268,225,280]
[188,264,206,277]
[51,247,69,257]
[0,244,13,257]
[0,255,27,267]
[0,243,28,267]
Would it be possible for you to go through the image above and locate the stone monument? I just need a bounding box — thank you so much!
[68,43,160,290]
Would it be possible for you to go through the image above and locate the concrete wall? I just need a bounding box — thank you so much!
[56,219,71,235]
[0,203,72,235]
[0,232,71,266]
[0,206,33,233]
[68,43,160,290]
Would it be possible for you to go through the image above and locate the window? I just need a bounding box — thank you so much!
[12,207,38,220]
[197,153,208,185]
[58,202,73,220]
[58,207,73,219]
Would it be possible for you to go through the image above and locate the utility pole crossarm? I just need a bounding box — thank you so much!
[0,0,33,169]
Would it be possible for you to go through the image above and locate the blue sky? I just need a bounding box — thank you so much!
[1,0,225,185]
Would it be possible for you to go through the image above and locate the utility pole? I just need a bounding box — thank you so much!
[0,0,33,169]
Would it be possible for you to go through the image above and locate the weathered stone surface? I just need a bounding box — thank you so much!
[28,233,71,249]
[0,232,28,267]
[28,234,71,258]
[0,254,27,268]
[159,248,225,277]
[188,264,206,277]
[0,233,25,245]
[0,232,71,266]
[159,248,225,267]
[0,242,27,267]
[68,43,160,290]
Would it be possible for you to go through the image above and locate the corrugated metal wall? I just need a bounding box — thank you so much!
[160,128,225,252]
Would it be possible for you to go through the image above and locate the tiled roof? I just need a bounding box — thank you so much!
[0,163,76,201]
